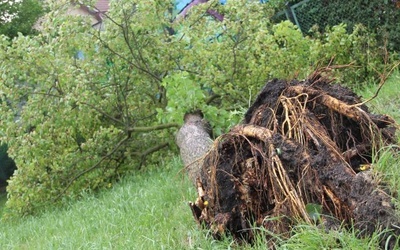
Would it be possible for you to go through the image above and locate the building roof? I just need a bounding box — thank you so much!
[94,0,109,13]
[75,0,109,25]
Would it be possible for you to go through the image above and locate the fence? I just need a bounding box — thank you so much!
[272,0,400,51]
[276,0,399,34]
[273,0,352,34]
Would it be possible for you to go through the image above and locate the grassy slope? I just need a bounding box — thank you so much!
[0,72,399,249]
[0,158,202,249]
[0,157,244,249]
[0,157,382,250]
[358,71,400,124]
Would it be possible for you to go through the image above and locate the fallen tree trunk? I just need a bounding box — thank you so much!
[182,76,399,249]
[176,110,213,186]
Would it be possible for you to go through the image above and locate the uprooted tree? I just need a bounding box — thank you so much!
[180,75,399,249]
[0,0,394,217]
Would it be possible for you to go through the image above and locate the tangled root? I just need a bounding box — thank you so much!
[189,76,399,249]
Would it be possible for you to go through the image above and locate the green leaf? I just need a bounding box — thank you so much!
[305,203,322,222]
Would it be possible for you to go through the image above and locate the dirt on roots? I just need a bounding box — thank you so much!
[189,75,399,249]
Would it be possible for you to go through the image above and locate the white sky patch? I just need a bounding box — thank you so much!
[0,0,24,23]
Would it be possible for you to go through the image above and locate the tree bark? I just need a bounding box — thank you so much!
[176,111,213,186]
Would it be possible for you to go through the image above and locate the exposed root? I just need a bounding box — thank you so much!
[188,76,399,249]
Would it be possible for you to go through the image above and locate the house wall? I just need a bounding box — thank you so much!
[66,6,99,26]
[34,4,100,31]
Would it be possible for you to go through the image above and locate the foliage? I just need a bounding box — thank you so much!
[0,0,390,217]
[0,2,179,217]
[308,24,388,85]
[157,72,241,135]
[0,0,44,38]
[265,0,299,9]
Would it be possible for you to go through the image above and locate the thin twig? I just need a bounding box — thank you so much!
[132,142,169,158]
[126,123,180,133]
[350,61,400,108]
[54,136,130,201]
[78,101,124,125]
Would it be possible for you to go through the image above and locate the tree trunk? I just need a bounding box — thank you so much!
[176,110,213,186]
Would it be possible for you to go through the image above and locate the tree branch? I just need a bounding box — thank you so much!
[54,135,130,202]
[350,61,400,108]
[132,142,170,158]
[78,100,125,126]
[126,123,180,133]
[206,93,221,105]
[92,26,162,83]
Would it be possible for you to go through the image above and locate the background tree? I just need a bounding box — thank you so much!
[0,0,44,38]
[0,0,43,190]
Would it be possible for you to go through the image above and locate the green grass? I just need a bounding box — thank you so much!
[0,157,386,250]
[0,157,250,249]
[358,71,400,206]
[358,70,400,124]
[0,71,399,249]
[0,158,208,249]
[278,223,386,249]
